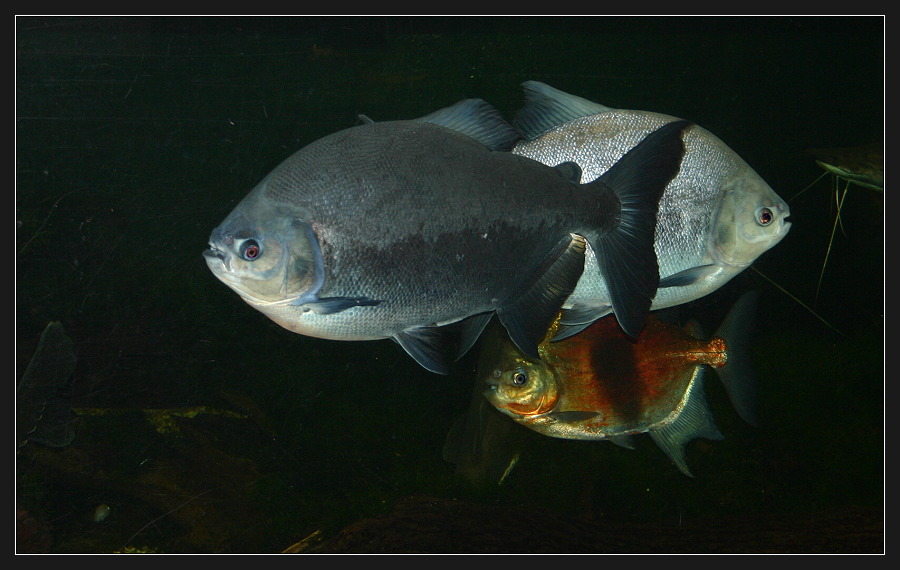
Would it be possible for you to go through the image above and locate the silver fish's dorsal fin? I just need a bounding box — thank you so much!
[416,98,520,152]
[648,369,724,477]
[514,80,614,141]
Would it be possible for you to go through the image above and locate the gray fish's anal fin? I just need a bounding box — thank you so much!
[648,369,723,477]
[659,265,719,288]
[589,119,691,338]
[498,234,587,359]
[416,98,520,152]
[394,326,451,375]
[455,312,494,361]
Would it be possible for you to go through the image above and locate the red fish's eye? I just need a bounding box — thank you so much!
[512,369,528,386]
[757,207,774,226]
[240,239,261,260]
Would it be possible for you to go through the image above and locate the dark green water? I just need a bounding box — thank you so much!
[16,16,883,553]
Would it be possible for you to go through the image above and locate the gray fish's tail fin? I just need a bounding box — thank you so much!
[712,290,760,426]
[588,119,690,338]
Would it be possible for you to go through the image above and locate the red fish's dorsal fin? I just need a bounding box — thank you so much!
[683,319,705,340]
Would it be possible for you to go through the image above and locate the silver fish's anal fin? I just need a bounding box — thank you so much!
[712,291,760,426]
[659,265,719,288]
[550,322,592,342]
[303,296,382,315]
[513,80,615,141]
[416,98,520,152]
[648,368,723,477]
[551,303,613,341]
[559,303,613,327]
[497,234,587,359]
[394,326,451,375]
[589,119,690,338]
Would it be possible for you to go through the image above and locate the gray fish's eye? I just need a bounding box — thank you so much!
[755,207,774,226]
[512,367,528,386]
[239,238,262,261]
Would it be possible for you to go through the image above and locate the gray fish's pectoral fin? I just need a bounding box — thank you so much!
[455,312,494,361]
[303,296,382,315]
[712,291,760,426]
[589,119,690,338]
[648,369,723,477]
[357,114,375,125]
[394,326,451,375]
[416,98,520,152]
[514,81,614,140]
[497,234,587,359]
[659,265,719,288]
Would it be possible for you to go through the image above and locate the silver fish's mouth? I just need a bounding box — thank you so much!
[203,245,225,262]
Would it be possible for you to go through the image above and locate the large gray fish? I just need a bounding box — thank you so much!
[204,98,688,374]
[512,81,791,339]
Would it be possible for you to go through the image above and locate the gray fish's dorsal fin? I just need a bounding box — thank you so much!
[497,233,587,360]
[553,161,583,184]
[514,80,614,141]
[416,98,520,152]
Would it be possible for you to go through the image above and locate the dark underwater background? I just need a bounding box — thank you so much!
[16,16,883,553]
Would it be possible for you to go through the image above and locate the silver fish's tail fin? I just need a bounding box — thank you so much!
[588,120,690,338]
[712,291,760,426]
[649,369,724,477]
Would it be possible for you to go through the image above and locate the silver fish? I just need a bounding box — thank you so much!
[512,81,791,339]
[204,98,688,374]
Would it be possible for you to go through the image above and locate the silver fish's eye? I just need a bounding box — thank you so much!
[512,367,528,386]
[756,207,774,226]
[239,239,262,261]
